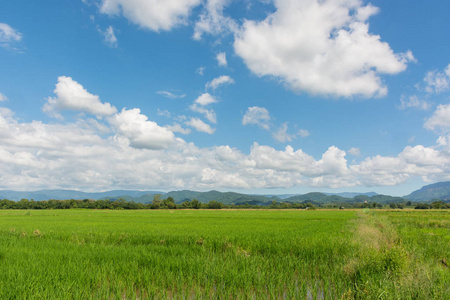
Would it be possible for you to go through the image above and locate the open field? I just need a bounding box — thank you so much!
[0,209,448,299]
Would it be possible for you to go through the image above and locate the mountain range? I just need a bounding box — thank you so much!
[404,181,450,201]
[0,189,161,202]
[1,181,449,204]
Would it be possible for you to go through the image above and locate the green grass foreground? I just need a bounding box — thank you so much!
[0,209,448,299]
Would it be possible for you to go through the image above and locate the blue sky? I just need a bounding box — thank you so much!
[0,0,449,196]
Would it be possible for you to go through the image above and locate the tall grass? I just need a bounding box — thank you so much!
[0,209,448,299]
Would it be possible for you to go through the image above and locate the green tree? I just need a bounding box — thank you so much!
[207,200,223,209]
[431,201,445,209]
[152,194,162,209]
[191,199,201,209]
[163,197,176,209]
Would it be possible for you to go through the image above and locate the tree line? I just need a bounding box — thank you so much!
[0,195,448,210]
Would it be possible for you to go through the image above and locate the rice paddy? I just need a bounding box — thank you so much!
[0,209,448,299]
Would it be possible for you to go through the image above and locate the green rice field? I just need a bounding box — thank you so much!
[0,209,448,299]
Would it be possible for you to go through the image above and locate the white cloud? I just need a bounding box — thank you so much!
[0,93,7,102]
[174,115,187,122]
[437,134,450,151]
[109,108,176,149]
[424,104,450,132]
[247,144,350,183]
[165,123,191,135]
[234,0,414,98]
[272,123,311,142]
[43,76,117,118]
[0,23,22,49]
[2,107,450,191]
[193,0,238,40]
[351,144,450,186]
[317,146,349,176]
[190,104,217,124]
[272,123,294,143]
[424,64,450,94]
[399,145,447,167]
[216,52,227,67]
[186,117,216,134]
[398,95,431,111]
[248,143,315,173]
[100,26,118,47]
[100,0,201,32]
[242,109,310,141]
[242,107,310,140]
[157,91,186,99]
[196,66,206,75]
[205,75,234,90]
[194,93,217,105]
[157,109,171,118]
[242,106,271,130]
[298,129,310,138]
[189,93,217,124]
[348,147,361,156]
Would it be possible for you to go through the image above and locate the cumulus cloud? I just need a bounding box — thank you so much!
[242,106,271,130]
[216,52,227,67]
[100,0,201,32]
[0,93,7,102]
[43,76,117,118]
[0,23,22,49]
[398,95,431,111]
[248,143,314,173]
[424,104,450,132]
[205,75,234,90]
[193,0,238,40]
[317,146,349,177]
[352,143,450,186]
[109,108,176,149]
[186,117,216,134]
[99,26,118,47]
[157,91,186,99]
[247,143,350,184]
[1,106,450,191]
[194,93,217,105]
[424,64,450,94]
[234,0,414,98]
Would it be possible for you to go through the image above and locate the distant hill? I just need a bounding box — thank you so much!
[258,192,377,200]
[0,189,162,201]
[165,190,276,205]
[324,192,378,198]
[99,193,159,204]
[405,181,450,201]
[285,192,334,204]
[0,188,405,205]
[258,194,297,200]
[284,192,404,205]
